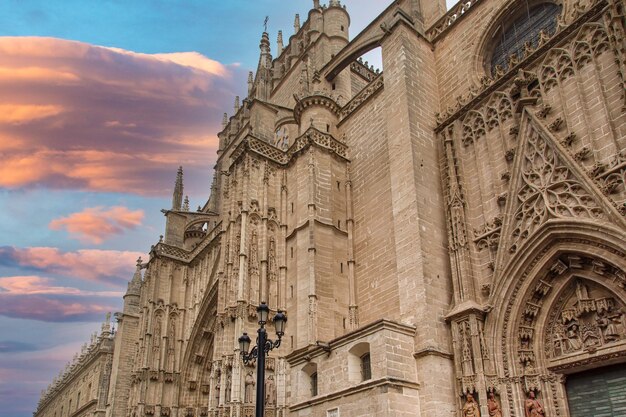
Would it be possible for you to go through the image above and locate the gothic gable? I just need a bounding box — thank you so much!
[496,110,623,270]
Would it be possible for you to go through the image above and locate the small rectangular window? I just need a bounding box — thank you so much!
[311,372,318,396]
[291,247,294,258]
[328,408,340,417]
[361,353,372,381]
[340,262,343,273]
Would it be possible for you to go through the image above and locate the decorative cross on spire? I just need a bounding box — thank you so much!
[264,16,269,32]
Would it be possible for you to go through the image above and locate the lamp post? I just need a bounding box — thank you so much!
[238,302,287,417]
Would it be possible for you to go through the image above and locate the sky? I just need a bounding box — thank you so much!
[0,1,456,415]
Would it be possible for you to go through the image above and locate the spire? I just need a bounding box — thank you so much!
[222,113,228,129]
[126,257,143,296]
[248,71,254,97]
[234,96,240,113]
[313,0,320,9]
[277,30,284,56]
[183,195,190,211]
[259,32,271,67]
[101,312,111,337]
[172,166,184,210]
[294,14,301,33]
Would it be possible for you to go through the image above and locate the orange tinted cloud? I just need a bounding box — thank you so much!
[0,246,144,285]
[0,104,64,124]
[0,276,123,297]
[49,206,144,244]
[0,37,246,195]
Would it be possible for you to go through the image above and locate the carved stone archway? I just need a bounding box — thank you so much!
[487,222,625,417]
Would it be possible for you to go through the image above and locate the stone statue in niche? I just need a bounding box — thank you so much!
[487,392,502,417]
[214,372,221,406]
[244,372,255,403]
[265,374,276,406]
[459,322,474,376]
[524,391,545,417]
[547,280,625,358]
[225,370,232,403]
[462,393,481,417]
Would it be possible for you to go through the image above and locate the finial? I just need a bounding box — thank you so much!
[183,195,190,211]
[277,31,284,55]
[197,205,202,212]
[101,312,111,335]
[248,71,254,97]
[222,113,228,128]
[172,166,184,210]
[313,0,320,9]
[234,96,240,113]
[294,14,301,33]
[329,0,340,6]
[159,235,163,243]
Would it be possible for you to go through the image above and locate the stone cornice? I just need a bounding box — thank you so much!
[339,73,384,123]
[286,319,416,365]
[413,346,454,360]
[153,222,223,264]
[289,377,420,411]
[230,128,348,169]
[293,94,341,125]
[426,0,483,43]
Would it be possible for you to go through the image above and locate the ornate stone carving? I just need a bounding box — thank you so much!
[546,280,625,358]
[508,122,606,254]
[487,392,503,417]
[462,393,481,417]
[474,217,502,251]
[524,391,545,417]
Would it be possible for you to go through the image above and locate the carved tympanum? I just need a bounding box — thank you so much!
[546,280,625,358]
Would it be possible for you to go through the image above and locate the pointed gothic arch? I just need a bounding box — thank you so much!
[484,219,625,416]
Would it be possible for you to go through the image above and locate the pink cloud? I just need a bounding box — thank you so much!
[0,104,65,124]
[0,37,247,195]
[0,246,144,285]
[0,294,118,322]
[49,206,144,244]
[0,276,123,297]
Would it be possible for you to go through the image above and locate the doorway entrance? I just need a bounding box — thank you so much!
[566,365,626,417]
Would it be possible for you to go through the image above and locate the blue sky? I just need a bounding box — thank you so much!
[0,1,456,415]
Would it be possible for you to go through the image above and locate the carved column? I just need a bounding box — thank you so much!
[345,163,358,330]
[307,149,318,344]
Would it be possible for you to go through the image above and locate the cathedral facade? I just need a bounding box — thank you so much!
[35,0,626,416]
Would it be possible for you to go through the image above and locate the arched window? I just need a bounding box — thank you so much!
[302,362,318,398]
[490,2,561,75]
[361,353,372,381]
[348,342,371,383]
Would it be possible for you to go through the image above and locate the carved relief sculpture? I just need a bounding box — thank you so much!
[463,394,481,417]
[265,374,276,406]
[524,391,545,417]
[487,392,503,417]
[547,280,625,358]
[244,372,255,404]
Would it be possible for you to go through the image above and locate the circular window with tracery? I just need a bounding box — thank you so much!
[487,2,562,76]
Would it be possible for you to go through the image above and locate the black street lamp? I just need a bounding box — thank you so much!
[238,302,287,417]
